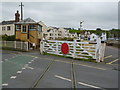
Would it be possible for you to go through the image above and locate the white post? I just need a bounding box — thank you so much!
[100,43,106,62]
[21,41,23,50]
[26,42,29,51]
[73,39,76,58]
[14,41,16,49]
[56,41,58,54]
[40,40,44,54]
[5,41,6,47]
[95,38,101,62]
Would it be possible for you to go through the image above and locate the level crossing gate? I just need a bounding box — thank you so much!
[40,39,106,62]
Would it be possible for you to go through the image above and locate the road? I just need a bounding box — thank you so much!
[104,46,119,65]
[1,46,119,89]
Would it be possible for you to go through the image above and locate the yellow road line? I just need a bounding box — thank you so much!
[74,63,106,70]
[21,55,107,70]
[104,55,112,59]
[54,60,106,70]
[107,58,120,64]
[24,54,38,58]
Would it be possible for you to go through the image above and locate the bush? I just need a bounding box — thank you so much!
[2,34,15,41]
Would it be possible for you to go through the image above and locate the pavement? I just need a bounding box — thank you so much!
[1,46,119,89]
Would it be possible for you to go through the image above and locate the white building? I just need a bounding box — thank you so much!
[0,20,16,35]
[0,10,20,36]
[90,33,107,41]
[101,33,107,41]
[43,27,63,40]
[41,24,77,40]
[90,33,98,41]
[69,32,78,39]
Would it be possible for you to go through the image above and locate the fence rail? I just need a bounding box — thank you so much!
[1,41,29,51]
[40,39,106,62]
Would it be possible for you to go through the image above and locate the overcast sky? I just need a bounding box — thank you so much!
[1,2,118,30]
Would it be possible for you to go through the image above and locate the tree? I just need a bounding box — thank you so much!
[96,28,102,30]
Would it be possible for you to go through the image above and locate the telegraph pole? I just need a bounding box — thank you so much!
[19,2,24,20]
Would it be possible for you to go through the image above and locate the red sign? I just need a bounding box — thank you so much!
[61,43,69,54]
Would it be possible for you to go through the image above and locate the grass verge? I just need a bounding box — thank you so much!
[2,47,28,52]
[43,52,96,63]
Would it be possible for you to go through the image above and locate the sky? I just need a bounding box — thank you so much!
[1,1,118,30]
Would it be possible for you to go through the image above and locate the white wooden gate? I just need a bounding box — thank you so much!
[40,39,106,62]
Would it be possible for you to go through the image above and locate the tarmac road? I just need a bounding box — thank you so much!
[104,46,119,65]
[1,47,119,89]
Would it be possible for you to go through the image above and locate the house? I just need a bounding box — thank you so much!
[101,33,107,41]
[44,27,61,40]
[90,33,98,41]
[69,32,78,39]
[38,21,48,39]
[42,26,77,40]
[90,33,107,41]
[0,20,16,35]
[0,11,20,35]
[15,18,42,46]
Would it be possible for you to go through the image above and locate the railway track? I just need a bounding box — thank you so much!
[30,59,77,89]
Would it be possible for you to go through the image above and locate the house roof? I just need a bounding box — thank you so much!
[16,18,37,24]
[0,20,16,25]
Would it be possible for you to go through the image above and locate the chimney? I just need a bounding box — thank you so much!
[15,10,20,22]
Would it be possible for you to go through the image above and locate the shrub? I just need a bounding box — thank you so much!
[2,34,15,41]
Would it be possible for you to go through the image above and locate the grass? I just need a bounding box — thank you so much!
[43,52,72,58]
[74,58,96,63]
[107,43,120,48]
[106,40,120,48]
[2,47,28,52]
[43,52,97,63]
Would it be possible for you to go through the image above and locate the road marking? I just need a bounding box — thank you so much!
[28,62,32,64]
[22,67,26,70]
[26,66,34,70]
[55,75,71,82]
[35,57,38,58]
[74,63,106,70]
[17,71,22,74]
[4,59,8,61]
[104,55,112,59]
[54,60,106,70]
[107,58,120,64]
[55,75,102,89]
[24,54,38,58]
[31,57,105,71]
[31,60,34,62]
[55,60,72,64]
[78,82,101,89]
[2,83,8,86]
[24,64,34,70]
[10,76,16,79]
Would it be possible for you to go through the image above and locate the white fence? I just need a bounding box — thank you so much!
[40,39,106,62]
[1,41,29,51]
